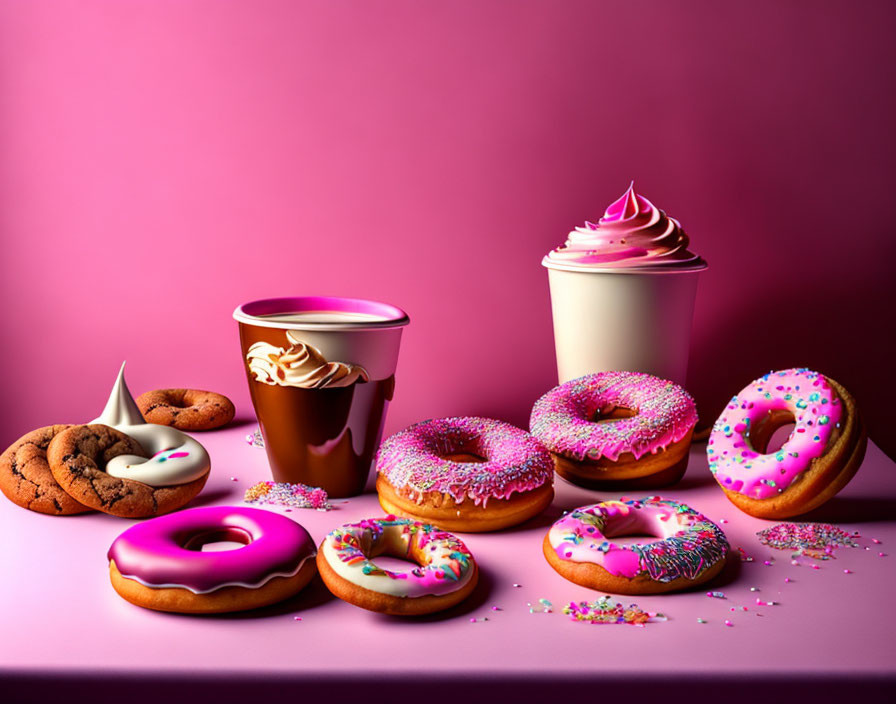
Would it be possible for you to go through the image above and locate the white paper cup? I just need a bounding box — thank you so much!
[544,264,704,387]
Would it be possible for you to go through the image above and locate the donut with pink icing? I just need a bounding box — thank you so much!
[317,516,478,615]
[708,368,866,518]
[375,417,554,532]
[107,506,317,613]
[544,497,729,594]
[530,372,698,488]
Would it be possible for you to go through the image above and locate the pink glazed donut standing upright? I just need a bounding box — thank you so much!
[708,368,866,519]
[107,506,317,613]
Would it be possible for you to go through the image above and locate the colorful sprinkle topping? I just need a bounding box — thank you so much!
[375,417,552,506]
[548,497,729,583]
[530,372,697,462]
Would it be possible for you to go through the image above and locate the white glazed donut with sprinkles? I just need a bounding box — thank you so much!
[316,516,478,615]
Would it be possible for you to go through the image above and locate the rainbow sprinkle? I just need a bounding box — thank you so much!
[244,481,331,510]
[563,597,666,626]
[756,522,858,560]
[245,427,264,447]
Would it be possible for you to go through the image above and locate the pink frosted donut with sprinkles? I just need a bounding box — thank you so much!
[316,516,478,615]
[530,371,698,489]
[543,496,729,594]
[708,368,866,519]
[375,417,554,532]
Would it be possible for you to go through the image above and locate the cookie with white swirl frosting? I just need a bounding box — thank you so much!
[48,424,208,518]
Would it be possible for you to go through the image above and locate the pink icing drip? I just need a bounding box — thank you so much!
[375,417,553,506]
[530,372,698,462]
[708,368,843,500]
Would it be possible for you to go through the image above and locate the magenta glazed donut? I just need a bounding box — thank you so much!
[107,506,317,613]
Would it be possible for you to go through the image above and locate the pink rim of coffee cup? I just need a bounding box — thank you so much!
[233,296,409,331]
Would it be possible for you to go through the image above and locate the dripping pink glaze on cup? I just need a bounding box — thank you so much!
[107,506,316,593]
[543,183,706,272]
[708,368,843,500]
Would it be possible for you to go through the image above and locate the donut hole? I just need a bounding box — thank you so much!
[370,555,421,571]
[604,533,656,548]
[765,423,797,453]
[589,406,638,423]
[182,527,252,552]
[443,452,487,463]
[165,396,190,409]
[750,409,797,454]
[600,509,678,545]
[363,531,435,572]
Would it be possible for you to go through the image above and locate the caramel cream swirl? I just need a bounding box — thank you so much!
[246,332,369,389]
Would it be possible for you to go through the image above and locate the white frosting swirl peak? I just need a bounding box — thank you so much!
[246,332,369,389]
[93,363,211,486]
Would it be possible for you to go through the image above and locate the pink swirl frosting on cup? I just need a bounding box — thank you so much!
[543,183,705,271]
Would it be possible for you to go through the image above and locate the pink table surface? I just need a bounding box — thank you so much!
[2,420,895,684]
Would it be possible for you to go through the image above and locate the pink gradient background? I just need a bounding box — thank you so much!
[1,1,894,456]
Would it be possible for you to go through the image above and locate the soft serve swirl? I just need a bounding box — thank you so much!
[544,183,705,271]
[246,332,369,389]
[92,363,211,486]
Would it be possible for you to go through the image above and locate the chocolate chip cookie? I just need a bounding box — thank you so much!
[136,389,235,431]
[48,424,208,518]
[0,425,92,515]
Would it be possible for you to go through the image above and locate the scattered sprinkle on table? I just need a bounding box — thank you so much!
[563,597,665,626]
[244,481,332,510]
[757,522,859,559]
[246,428,264,447]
